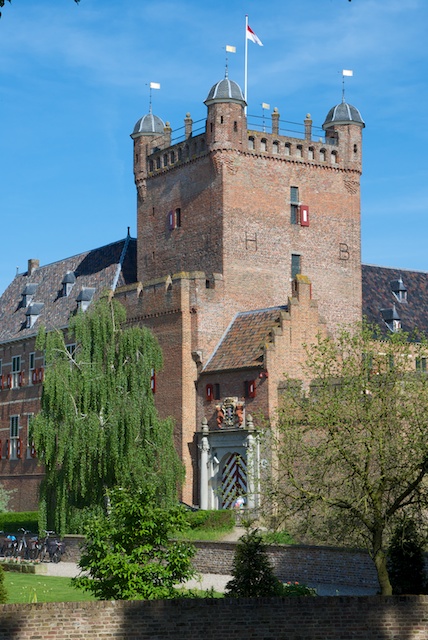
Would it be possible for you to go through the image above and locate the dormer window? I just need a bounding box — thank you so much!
[380,306,401,333]
[22,283,38,308]
[76,288,95,312]
[391,278,407,303]
[25,302,44,329]
[62,271,76,297]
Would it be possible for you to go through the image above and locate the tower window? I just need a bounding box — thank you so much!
[149,160,154,172]
[220,116,224,124]
[260,138,267,152]
[308,147,314,160]
[290,187,300,224]
[320,149,326,161]
[272,141,279,154]
[233,121,238,132]
[296,145,303,158]
[416,357,427,373]
[163,154,168,167]
[156,157,161,169]
[248,136,255,150]
[285,143,291,155]
[291,254,301,280]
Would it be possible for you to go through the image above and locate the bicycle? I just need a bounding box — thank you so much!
[38,530,66,563]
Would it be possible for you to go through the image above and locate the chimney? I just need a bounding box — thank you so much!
[304,113,312,141]
[271,107,280,136]
[185,113,193,138]
[28,259,39,276]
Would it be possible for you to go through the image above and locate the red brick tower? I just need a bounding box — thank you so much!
[123,78,365,504]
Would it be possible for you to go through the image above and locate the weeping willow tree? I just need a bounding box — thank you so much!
[32,297,184,534]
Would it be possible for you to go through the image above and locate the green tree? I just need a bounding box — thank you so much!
[387,519,427,594]
[225,529,284,597]
[268,323,428,595]
[32,297,184,534]
[73,486,195,600]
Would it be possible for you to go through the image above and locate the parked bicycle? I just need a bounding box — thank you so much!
[37,530,66,563]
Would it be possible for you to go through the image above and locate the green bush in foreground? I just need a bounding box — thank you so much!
[226,529,284,597]
[73,487,196,600]
[185,509,234,531]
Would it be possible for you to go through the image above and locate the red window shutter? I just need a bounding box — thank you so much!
[0,375,3,391]
[300,204,309,226]
[18,371,25,387]
[150,368,156,394]
[16,438,22,459]
[38,367,44,383]
[32,369,38,385]
[206,384,214,402]
[5,440,9,460]
[6,374,12,389]
[0,440,2,459]
[245,380,256,398]
[30,442,37,459]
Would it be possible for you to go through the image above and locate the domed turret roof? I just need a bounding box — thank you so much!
[204,77,246,107]
[322,101,365,129]
[131,112,165,137]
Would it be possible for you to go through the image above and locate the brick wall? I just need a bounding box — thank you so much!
[0,596,427,639]
[64,536,379,591]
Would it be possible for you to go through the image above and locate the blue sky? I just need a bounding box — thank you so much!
[1,0,427,296]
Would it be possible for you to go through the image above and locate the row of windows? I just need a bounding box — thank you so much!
[205,380,256,402]
[1,415,36,461]
[0,356,44,390]
[148,139,207,172]
[248,137,338,163]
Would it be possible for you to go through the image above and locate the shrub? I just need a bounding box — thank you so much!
[185,510,234,531]
[0,512,38,534]
[282,581,317,596]
[225,529,284,597]
[387,519,427,594]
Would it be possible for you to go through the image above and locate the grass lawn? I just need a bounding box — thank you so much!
[4,573,96,604]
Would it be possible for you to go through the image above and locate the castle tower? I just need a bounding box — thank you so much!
[123,78,365,504]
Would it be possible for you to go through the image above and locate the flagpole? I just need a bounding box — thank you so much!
[244,14,248,113]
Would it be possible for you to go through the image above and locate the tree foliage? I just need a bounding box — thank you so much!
[387,519,427,594]
[32,297,184,534]
[73,487,195,600]
[225,529,284,597]
[268,322,428,595]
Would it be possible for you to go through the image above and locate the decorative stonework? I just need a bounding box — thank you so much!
[215,397,245,429]
[343,179,359,194]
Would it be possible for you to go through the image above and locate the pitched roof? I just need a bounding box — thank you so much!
[203,306,287,373]
[362,264,428,335]
[0,237,136,343]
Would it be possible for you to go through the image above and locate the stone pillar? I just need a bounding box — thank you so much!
[304,113,312,141]
[163,122,172,147]
[271,108,280,136]
[245,415,257,510]
[185,113,193,138]
[199,418,210,510]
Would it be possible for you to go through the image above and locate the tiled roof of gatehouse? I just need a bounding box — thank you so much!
[203,306,287,372]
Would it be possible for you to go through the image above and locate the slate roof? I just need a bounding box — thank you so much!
[362,264,428,336]
[203,306,287,373]
[0,236,136,343]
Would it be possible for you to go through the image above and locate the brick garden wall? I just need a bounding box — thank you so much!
[0,596,426,640]
[64,536,379,591]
